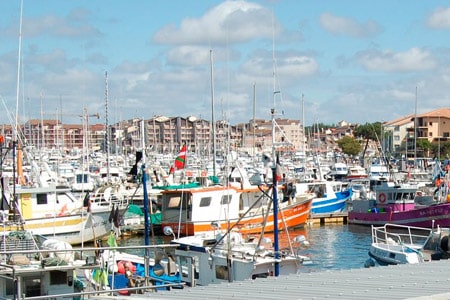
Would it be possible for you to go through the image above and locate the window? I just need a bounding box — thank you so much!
[221,194,232,205]
[50,270,67,285]
[36,193,47,205]
[166,194,191,210]
[215,265,229,280]
[199,197,211,207]
[24,277,41,297]
[167,196,181,208]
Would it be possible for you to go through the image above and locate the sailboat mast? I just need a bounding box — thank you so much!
[210,49,216,177]
[12,0,24,208]
[414,86,418,166]
[271,22,280,276]
[302,94,305,153]
[252,83,256,166]
[105,71,110,182]
[14,0,23,141]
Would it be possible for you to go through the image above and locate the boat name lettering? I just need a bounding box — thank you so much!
[419,208,444,216]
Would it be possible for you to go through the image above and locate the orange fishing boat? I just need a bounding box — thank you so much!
[159,180,313,236]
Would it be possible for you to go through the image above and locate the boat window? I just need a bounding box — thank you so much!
[167,196,181,208]
[199,197,212,207]
[36,193,47,205]
[24,277,41,297]
[76,174,89,183]
[50,270,67,285]
[5,279,14,296]
[221,194,232,205]
[215,265,229,280]
[166,194,190,209]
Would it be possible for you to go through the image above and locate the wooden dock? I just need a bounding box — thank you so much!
[308,212,348,225]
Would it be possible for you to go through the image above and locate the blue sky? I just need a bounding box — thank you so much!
[1,0,450,127]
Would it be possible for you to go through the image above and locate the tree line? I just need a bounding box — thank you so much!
[306,122,450,161]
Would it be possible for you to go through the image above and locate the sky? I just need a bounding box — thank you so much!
[1,0,450,127]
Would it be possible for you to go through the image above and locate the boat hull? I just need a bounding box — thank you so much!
[310,190,351,214]
[163,196,313,236]
[3,208,125,245]
[349,203,450,228]
[368,244,422,265]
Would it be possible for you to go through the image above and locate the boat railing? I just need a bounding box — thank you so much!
[372,224,432,250]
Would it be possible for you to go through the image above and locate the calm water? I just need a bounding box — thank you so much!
[115,224,374,272]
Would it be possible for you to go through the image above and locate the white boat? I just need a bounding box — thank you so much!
[367,223,450,266]
[345,165,368,181]
[346,178,373,201]
[164,226,310,286]
[326,162,348,180]
[1,183,128,245]
[71,169,96,192]
[0,230,87,298]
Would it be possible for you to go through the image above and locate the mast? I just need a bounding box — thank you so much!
[210,49,216,177]
[414,86,418,166]
[14,0,23,142]
[252,83,256,166]
[12,0,24,216]
[105,71,110,182]
[302,93,305,153]
[271,107,280,277]
[271,22,280,276]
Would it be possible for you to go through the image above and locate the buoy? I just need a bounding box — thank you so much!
[378,193,386,203]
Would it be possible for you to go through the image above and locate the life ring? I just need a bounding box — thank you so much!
[201,170,208,177]
[378,193,386,203]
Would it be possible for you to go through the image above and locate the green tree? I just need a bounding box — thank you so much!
[337,136,362,157]
[416,139,431,157]
[353,122,383,160]
[431,141,450,159]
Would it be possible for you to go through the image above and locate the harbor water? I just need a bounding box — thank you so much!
[116,223,374,272]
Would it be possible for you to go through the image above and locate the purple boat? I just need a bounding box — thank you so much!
[348,181,450,228]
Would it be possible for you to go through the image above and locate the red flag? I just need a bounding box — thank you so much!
[170,144,187,174]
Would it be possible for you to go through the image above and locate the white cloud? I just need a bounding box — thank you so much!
[357,47,437,72]
[319,12,381,38]
[426,7,450,29]
[153,0,278,45]
[23,13,100,39]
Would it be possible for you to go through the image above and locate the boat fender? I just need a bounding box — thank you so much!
[378,193,386,203]
[42,239,74,263]
[364,258,375,268]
